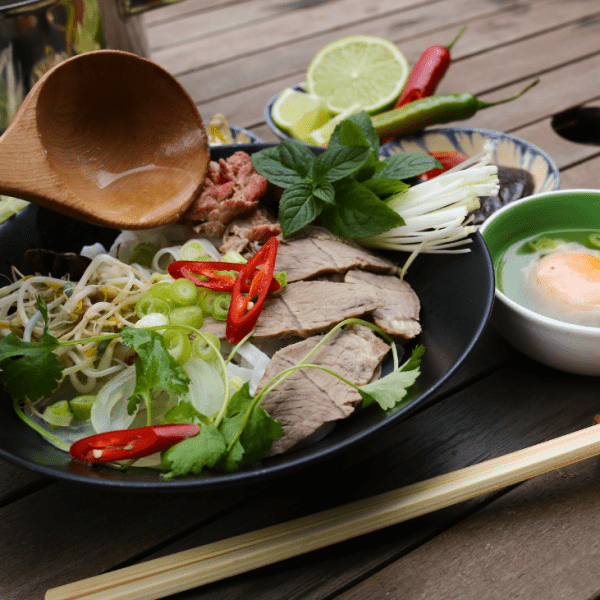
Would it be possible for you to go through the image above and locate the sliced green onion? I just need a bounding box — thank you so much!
[163,330,192,365]
[146,282,176,304]
[42,401,73,428]
[589,233,600,249]
[181,240,212,261]
[128,242,159,267]
[192,332,220,361]
[168,305,204,329]
[221,251,247,264]
[69,395,96,421]
[135,295,171,319]
[274,271,287,287]
[170,278,199,307]
[198,288,217,313]
[520,236,558,254]
[211,293,231,321]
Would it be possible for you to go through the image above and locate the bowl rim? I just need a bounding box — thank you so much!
[480,187,600,335]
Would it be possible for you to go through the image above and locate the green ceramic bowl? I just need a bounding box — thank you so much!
[480,189,600,375]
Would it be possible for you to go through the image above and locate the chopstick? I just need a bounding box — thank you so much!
[46,423,600,600]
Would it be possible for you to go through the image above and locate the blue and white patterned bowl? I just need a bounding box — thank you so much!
[380,126,560,195]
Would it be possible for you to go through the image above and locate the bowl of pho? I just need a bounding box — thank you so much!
[481,189,600,375]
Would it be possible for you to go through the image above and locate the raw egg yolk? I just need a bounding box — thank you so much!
[533,252,600,312]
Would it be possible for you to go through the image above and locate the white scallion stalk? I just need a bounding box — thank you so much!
[358,146,500,277]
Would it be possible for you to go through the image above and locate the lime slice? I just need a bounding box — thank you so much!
[306,35,409,114]
[307,104,362,147]
[271,88,331,137]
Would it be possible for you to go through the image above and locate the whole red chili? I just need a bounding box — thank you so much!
[69,424,200,463]
[168,261,281,294]
[418,151,469,180]
[394,26,466,109]
[226,237,279,344]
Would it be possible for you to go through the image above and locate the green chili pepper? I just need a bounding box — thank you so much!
[371,79,539,140]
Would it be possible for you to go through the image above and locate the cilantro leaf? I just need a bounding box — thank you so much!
[376,153,440,181]
[0,331,62,402]
[251,144,310,188]
[321,180,404,238]
[359,346,425,410]
[161,423,227,477]
[161,400,210,426]
[120,328,190,415]
[279,182,326,236]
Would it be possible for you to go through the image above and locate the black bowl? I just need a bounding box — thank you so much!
[0,144,495,490]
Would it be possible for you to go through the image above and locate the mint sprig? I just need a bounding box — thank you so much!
[252,111,440,237]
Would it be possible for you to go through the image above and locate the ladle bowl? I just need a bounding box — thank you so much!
[0,50,210,230]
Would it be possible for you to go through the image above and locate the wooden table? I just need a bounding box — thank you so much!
[4,0,600,598]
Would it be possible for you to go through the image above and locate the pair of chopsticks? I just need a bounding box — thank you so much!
[46,423,600,600]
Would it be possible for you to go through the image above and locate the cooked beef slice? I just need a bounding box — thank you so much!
[200,280,383,339]
[219,205,282,255]
[344,269,421,338]
[275,227,398,282]
[183,151,268,236]
[258,325,390,454]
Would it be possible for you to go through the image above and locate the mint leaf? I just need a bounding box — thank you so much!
[0,331,62,402]
[312,144,371,183]
[161,423,227,477]
[353,151,386,182]
[359,346,425,410]
[279,182,326,236]
[120,328,190,415]
[321,180,404,238]
[376,153,440,180]
[362,178,409,198]
[251,144,309,188]
[312,180,336,205]
[329,111,379,154]
[277,140,316,179]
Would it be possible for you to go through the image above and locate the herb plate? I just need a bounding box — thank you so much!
[0,144,494,491]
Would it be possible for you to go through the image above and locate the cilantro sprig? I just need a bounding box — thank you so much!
[252,111,440,238]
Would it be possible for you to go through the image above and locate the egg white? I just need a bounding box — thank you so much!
[523,241,600,325]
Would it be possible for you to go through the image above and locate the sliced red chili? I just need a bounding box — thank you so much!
[418,151,469,181]
[226,237,279,344]
[69,424,200,463]
[168,261,281,293]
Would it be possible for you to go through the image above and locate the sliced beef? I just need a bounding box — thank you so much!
[257,325,390,454]
[344,269,421,338]
[201,280,383,339]
[219,205,282,255]
[275,226,398,282]
[183,151,268,236]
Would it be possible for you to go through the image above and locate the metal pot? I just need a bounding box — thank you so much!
[0,0,174,131]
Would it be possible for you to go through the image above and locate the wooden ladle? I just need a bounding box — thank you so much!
[0,50,210,230]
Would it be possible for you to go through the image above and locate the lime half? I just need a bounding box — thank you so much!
[306,35,409,115]
[307,104,362,147]
[271,88,332,138]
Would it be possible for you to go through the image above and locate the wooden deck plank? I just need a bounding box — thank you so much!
[147,0,516,75]
[166,0,584,108]
[333,459,600,600]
